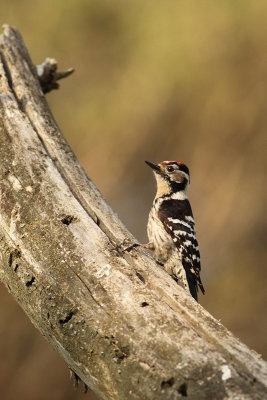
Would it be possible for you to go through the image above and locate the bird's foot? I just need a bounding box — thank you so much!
[116,240,154,253]
[141,242,155,251]
[122,242,155,253]
[115,239,139,253]
[123,242,140,252]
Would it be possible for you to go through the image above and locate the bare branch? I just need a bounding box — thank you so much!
[36,57,74,93]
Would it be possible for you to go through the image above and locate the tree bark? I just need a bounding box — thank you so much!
[0,25,266,400]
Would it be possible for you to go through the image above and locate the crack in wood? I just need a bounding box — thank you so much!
[71,268,103,309]
[135,271,146,284]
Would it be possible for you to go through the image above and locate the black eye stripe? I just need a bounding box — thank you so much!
[178,164,190,175]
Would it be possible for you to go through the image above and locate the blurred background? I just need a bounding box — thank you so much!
[1,1,267,399]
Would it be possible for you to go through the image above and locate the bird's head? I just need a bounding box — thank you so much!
[145,160,190,198]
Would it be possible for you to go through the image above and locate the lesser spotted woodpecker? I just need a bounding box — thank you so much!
[144,160,205,301]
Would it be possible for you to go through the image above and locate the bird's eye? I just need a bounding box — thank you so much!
[167,166,174,172]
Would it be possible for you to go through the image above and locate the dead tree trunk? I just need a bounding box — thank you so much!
[0,25,266,400]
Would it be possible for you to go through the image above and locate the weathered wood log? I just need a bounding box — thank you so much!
[0,24,266,400]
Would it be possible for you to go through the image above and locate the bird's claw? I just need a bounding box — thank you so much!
[115,240,140,253]
[122,243,139,253]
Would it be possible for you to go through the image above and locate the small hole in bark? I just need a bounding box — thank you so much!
[61,215,74,225]
[59,311,74,324]
[161,377,174,389]
[14,264,19,272]
[26,276,35,287]
[177,383,187,396]
[141,302,149,307]
[136,271,145,284]
[9,249,21,267]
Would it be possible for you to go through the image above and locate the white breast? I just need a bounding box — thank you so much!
[147,204,174,263]
[147,199,189,294]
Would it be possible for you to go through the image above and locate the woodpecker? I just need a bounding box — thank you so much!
[144,160,205,301]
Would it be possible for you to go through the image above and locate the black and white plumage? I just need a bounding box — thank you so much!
[145,160,205,301]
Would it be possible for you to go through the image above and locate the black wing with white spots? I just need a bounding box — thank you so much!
[158,199,205,300]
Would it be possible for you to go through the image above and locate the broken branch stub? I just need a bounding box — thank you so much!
[36,57,74,93]
[0,24,266,400]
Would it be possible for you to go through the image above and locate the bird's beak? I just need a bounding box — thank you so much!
[145,160,161,173]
